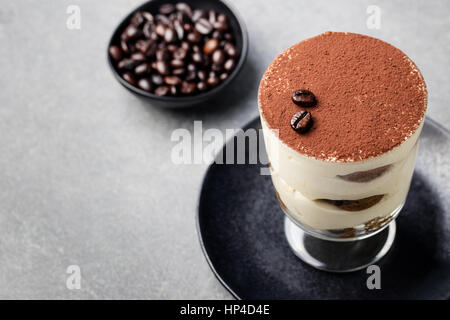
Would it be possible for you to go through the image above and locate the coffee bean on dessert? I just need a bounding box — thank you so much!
[164,76,182,86]
[122,72,136,85]
[290,111,313,133]
[138,78,152,91]
[195,18,213,34]
[109,46,122,61]
[292,90,317,107]
[203,38,219,55]
[159,4,175,15]
[224,58,235,71]
[212,49,225,64]
[155,85,169,96]
[151,74,164,86]
[134,63,151,76]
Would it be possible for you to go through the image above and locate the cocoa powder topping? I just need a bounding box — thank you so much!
[258,32,427,161]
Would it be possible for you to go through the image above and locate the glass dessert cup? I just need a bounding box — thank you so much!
[261,117,424,272]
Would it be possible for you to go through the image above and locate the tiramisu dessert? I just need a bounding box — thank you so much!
[258,32,427,237]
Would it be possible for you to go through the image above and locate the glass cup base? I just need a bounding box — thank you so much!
[284,217,396,272]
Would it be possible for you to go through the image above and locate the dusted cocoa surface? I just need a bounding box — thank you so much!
[258,32,428,162]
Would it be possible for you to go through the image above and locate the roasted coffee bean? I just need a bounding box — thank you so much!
[191,9,205,22]
[124,24,141,40]
[170,85,179,96]
[211,63,223,72]
[131,12,145,27]
[172,68,186,76]
[192,45,200,52]
[149,31,159,41]
[151,74,164,86]
[120,39,131,54]
[140,40,157,57]
[173,20,184,40]
[138,78,152,91]
[290,111,313,133]
[122,72,136,85]
[155,85,169,96]
[214,14,228,31]
[195,18,213,34]
[173,47,187,60]
[224,42,238,57]
[156,14,171,25]
[181,81,196,94]
[155,24,167,37]
[224,58,235,71]
[164,28,176,43]
[207,76,220,87]
[212,30,222,39]
[197,70,207,81]
[131,52,146,62]
[118,58,138,70]
[224,32,233,40]
[191,52,203,64]
[164,76,182,86]
[208,10,217,24]
[142,21,153,38]
[159,4,175,15]
[170,59,184,68]
[203,38,219,55]
[219,72,228,81]
[109,46,122,61]
[187,31,202,43]
[134,63,151,76]
[185,70,196,81]
[181,41,190,51]
[167,44,178,52]
[292,90,317,107]
[176,3,192,16]
[187,63,196,72]
[155,60,170,75]
[142,12,154,23]
[156,48,170,61]
[183,23,192,32]
[212,49,225,64]
[197,81,207,91]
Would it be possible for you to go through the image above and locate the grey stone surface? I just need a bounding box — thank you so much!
[0,0,448,299]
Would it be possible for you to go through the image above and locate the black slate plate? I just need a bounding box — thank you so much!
[197,117,450,299]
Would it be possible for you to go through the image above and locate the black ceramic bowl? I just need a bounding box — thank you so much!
[107,0,248,108]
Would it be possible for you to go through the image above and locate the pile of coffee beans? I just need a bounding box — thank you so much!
[109,2,240,96]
